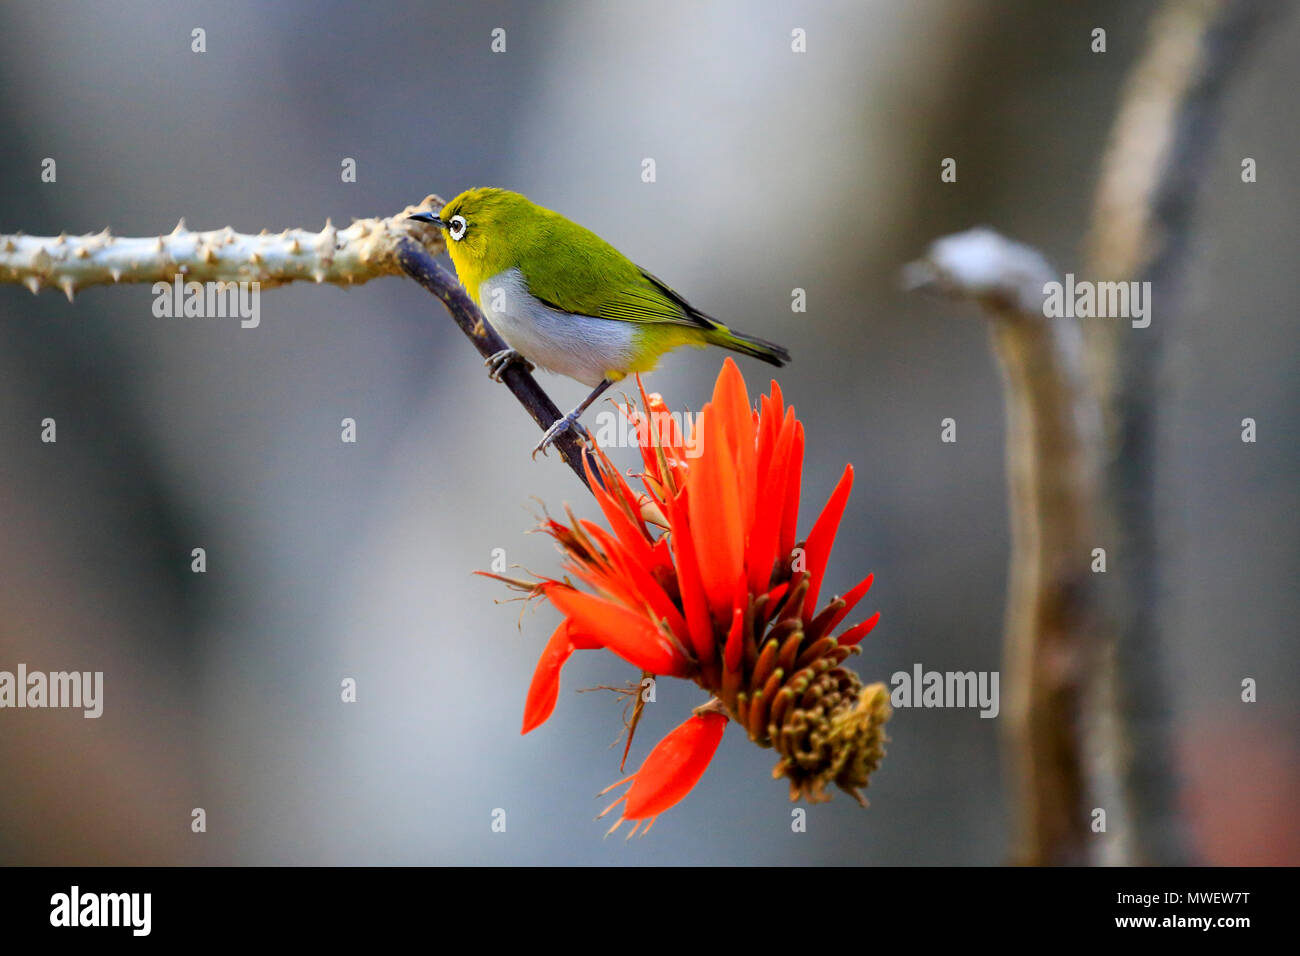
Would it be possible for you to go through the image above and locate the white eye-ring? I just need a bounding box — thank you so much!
[448,214,467,241]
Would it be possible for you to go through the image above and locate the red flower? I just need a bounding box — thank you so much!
[493,358,890,834]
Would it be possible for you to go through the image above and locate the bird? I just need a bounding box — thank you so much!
[409,188,789,457]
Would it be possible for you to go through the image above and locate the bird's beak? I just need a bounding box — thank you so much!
[407,211,445,228]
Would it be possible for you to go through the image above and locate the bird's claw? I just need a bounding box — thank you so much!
[485,348,534,383]
[532,413,588,460]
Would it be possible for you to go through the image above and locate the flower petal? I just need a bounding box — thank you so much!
[688,398,746,621]
[637,377,687,470]
[522,623,576,735]
[664,485,716,664]
[766,379,785,428]
[590,476,657,570]
[836,611,881,647]
[778,420,805,571]
[822,572,874,637]
[710,357,756,524]
[802,464,854,620]
[747,405,797,596]
[545,584,688,676]
[622,711,728,819]
[580,521,688,642]
[724,604,744,673]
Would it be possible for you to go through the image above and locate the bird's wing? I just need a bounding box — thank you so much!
[520,214,719,330]
[596,268,719,330]
[532,266,719,330]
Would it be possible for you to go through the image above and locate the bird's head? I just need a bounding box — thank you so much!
[409,187,536,275]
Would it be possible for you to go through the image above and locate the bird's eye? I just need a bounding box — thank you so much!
[448,215,467,241]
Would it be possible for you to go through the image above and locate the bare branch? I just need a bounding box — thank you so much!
[908,228,1111,865]
[1084,0,1278,865]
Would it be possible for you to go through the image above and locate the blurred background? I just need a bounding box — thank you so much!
[0,0,1295,865]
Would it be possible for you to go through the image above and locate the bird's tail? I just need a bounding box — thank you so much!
[707,326,791,367]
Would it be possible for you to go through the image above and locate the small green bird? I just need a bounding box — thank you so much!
[409,188,789,457]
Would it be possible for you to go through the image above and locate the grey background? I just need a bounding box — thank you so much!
[0,0,1295,864]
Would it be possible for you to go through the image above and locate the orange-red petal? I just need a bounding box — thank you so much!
[664,485,716,664]
[723,605,744,673]
[522,622,576,734]
[710,358,756,525]
[823,572,874,636]
[546,584,688,676]
[802,463,854,620]
[836,611,881,647]
[636,376,687,471]
[579,521,688,642]
[688,398,746,621]
[747,405,797,596]
[622,711,728,819]
[778,420,805,571]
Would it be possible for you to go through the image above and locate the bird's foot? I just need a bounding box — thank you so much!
[485,348,534,383]
[532,412,589,459]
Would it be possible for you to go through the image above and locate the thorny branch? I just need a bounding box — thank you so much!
[0,194,593,487]
[0,198,441,295]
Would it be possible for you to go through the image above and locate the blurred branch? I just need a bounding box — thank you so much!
[1084,0,1277,864]
[904,0,1276,867]
[905,228,1110,865]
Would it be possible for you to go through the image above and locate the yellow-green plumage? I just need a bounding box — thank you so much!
[435,188,789,383]
[411,187,789,456]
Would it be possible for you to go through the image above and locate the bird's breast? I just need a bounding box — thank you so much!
[478,268,636,387]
